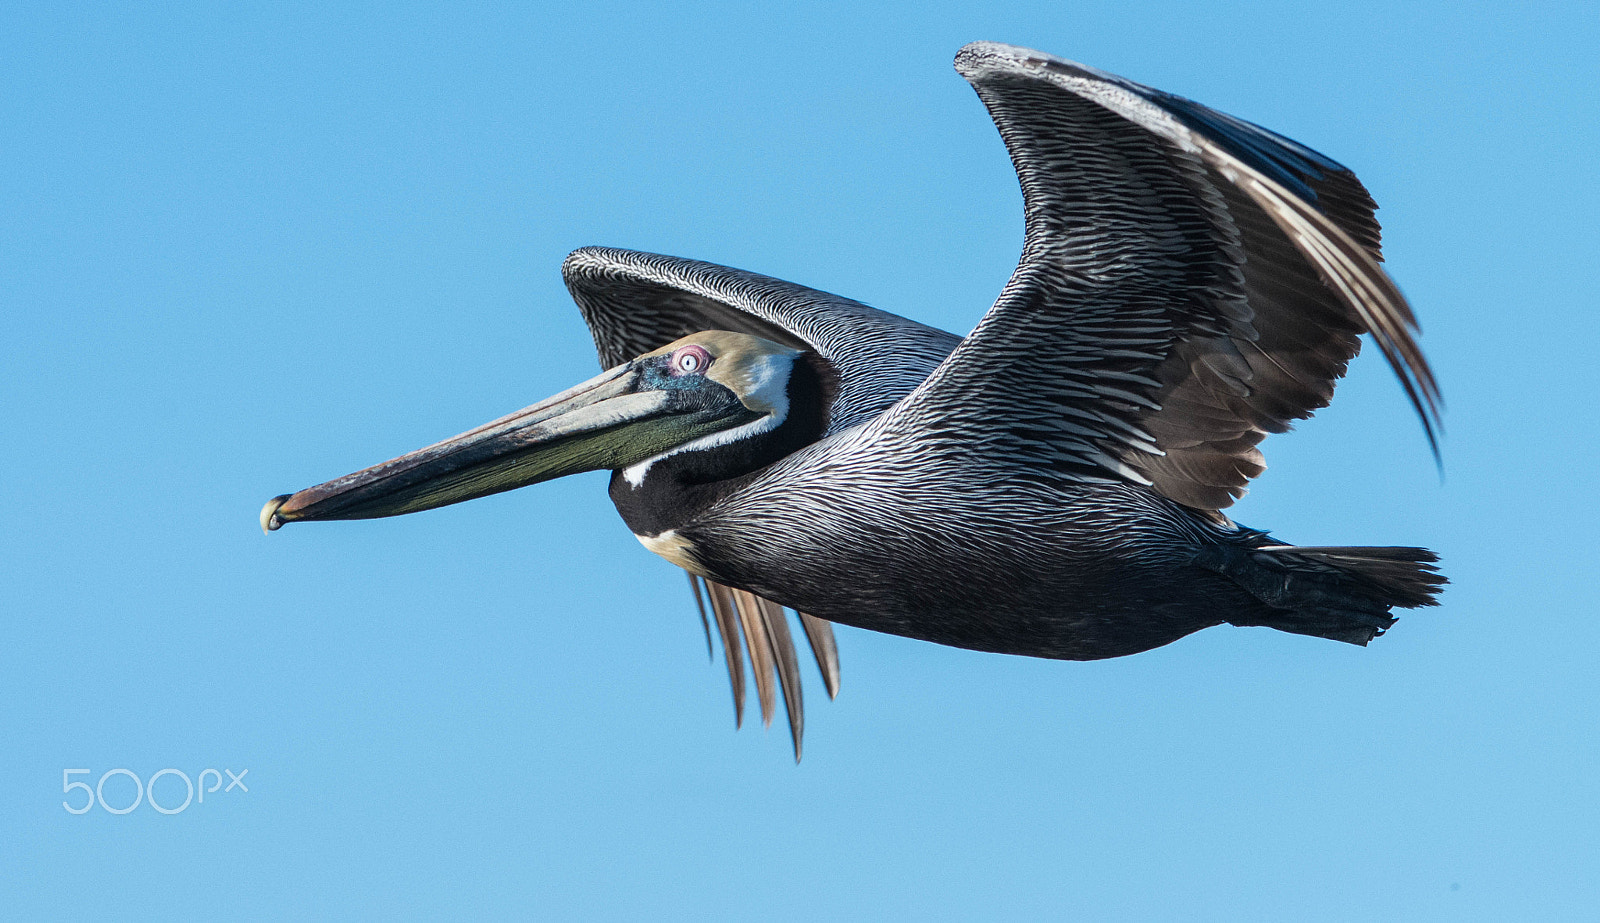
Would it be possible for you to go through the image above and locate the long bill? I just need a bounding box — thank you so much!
[261,361,671,532]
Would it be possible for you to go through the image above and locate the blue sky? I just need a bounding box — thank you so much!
[4,2,1596,919]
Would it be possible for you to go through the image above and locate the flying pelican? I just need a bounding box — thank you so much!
[262,42,1445,759]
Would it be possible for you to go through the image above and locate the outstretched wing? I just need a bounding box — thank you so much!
[563,247,960,434]
[878,42,1440,511]
[562,247,951,759]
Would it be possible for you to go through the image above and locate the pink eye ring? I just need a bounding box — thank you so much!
[672,344,713,375]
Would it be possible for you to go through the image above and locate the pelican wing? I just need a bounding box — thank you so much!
[564,248,913,759]
[881,42,1440,510]
[563,247,960,434]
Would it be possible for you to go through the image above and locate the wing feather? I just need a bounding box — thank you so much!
[798,612,841,700]
[732,588,778,728]
[701,578,747,725]
[757,596,807,762]
[693,577,839,759]
[874,42,1439,511]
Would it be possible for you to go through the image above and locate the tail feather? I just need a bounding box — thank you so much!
[1256,545,1446,609]
[1197,543,1446,646]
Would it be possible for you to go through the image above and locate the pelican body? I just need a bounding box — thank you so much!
[264,44,1444,757]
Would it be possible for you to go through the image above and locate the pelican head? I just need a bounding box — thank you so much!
[261,330,805,532]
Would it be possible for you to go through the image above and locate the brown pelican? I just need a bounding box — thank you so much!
[262,42,1445,759]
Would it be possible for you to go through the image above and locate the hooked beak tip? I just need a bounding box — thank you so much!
[260,494,292,534]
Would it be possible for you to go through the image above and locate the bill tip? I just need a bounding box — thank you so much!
[260,495,291,534]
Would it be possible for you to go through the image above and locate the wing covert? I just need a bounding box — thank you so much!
[562,247,960,434]
[876,42,1440,510]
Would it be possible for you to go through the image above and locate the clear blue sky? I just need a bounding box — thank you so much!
[4,2,1595,919]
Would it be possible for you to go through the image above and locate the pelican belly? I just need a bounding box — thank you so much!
[635,529,708,576]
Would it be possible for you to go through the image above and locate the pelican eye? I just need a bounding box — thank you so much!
[671,344,713,376]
